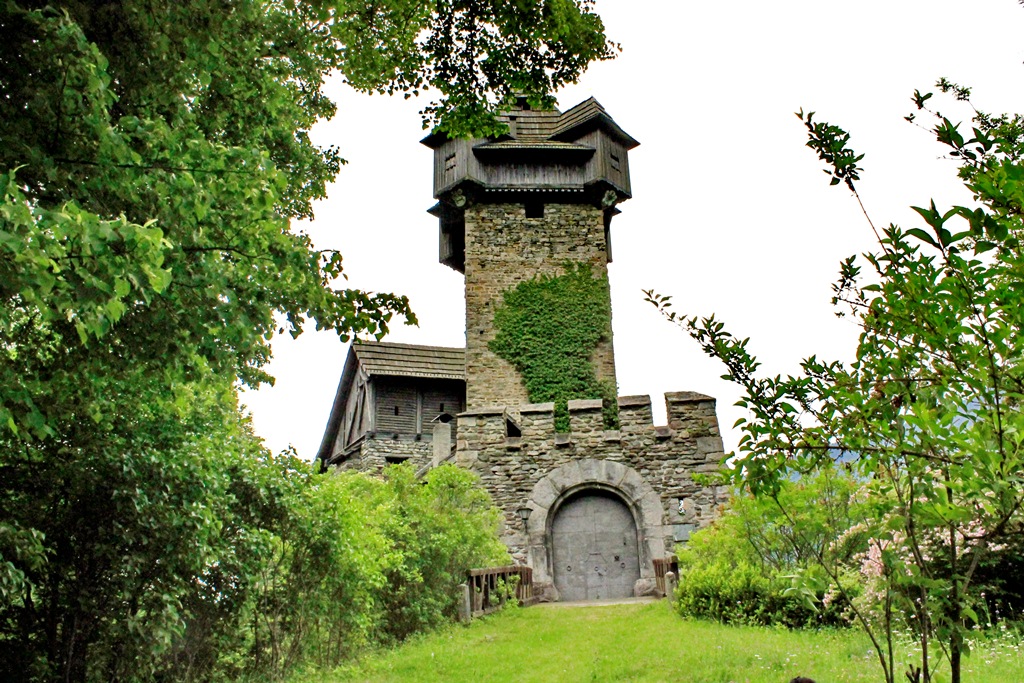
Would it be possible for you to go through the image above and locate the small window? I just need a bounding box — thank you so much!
[525,201,544,218]
[439,403,445,412]
[385,456,410,466]
[394,406,400,416]
[610,152,621,171]
[444,152,456,173]
[505,417,522,438]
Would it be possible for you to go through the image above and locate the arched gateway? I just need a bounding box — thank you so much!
[522,458,669,601]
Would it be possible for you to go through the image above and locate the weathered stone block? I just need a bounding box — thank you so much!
[633,578,659,597]
[567,398,602,411]
[696,435,724,455]
[578,458,605,483]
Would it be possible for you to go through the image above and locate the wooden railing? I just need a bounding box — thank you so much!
[653,555,679,596]
[465,565,535,617]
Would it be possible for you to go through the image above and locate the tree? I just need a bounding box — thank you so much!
[648,80,1024,683]
[0,1,613,679]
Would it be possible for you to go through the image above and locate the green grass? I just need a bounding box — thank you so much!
[296,601,1024,683]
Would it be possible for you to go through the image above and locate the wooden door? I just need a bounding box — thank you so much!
[551,491,640,601]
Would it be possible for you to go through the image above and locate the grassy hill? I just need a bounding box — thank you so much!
[295,601,1024,682]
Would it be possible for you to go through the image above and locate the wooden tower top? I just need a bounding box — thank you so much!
[423,97,639,272]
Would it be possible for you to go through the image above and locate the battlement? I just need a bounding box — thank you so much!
[456,392,721,456]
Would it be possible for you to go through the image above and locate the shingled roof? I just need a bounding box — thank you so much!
[421,96,639,150]
[350,340,465,379]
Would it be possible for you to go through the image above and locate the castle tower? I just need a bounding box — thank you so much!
[418,98,725,603]
[318,96,724,602]
[422,97,638,409]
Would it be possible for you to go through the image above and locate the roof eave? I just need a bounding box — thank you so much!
[315,344,360,469]
[552,113,640,149]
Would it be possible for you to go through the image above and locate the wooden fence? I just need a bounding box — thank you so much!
[653,555,678,596]
[465,565,536,618]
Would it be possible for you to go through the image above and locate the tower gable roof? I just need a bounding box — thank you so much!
[421,96,638,150]
[351,340,465,380]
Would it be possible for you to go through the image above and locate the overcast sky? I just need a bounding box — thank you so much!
[242,0,1024,461]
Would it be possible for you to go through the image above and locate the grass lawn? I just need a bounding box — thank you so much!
[300,601,1024,683]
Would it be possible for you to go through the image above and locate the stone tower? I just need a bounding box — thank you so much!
[419,97,727,602]
[422,96,635,409]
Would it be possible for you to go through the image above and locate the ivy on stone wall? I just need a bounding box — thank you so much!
[489,263,618,431]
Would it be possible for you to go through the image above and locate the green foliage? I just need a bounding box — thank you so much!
[209,462,507,680]
[339,0,620,137]
[0,418,507,682]
[650,77,1024,683]
[489,263,616,431]
[674,560,812,628]
[0,1,606,679]
[0,374,270,681]
[374,465,508,643]
[673,468,862,629]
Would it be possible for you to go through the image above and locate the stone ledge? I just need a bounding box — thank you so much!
[567,398,602,412]
[554,433,573,447]
[602,430,621,442]
[617,394,652,408]
[654,426,673,440]
[505,436,522,450]
[665,391,716,404]
[520,402,556,414]
[458,406,506,417]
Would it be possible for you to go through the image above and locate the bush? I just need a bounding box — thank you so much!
[375,464,509,643]
[675,560,815,628]
[154,461,508,682]
[673,466,862,628]
[0,379,509,683]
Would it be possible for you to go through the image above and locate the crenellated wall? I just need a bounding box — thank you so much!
[454,391,727,595]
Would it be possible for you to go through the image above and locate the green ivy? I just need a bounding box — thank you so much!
[489,263,618,431]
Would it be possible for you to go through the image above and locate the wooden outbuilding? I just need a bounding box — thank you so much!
[317,341,465,472]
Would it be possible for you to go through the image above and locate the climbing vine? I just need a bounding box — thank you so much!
[489,263,618,431]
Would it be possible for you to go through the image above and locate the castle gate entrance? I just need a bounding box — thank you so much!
[551,489,640,601]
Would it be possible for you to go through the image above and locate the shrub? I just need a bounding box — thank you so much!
[154,462,507,682]
[673,466,862,628]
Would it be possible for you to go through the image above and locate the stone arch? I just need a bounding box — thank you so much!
[522,459,667,600]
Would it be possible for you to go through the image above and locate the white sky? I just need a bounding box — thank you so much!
[242,0,1024,461]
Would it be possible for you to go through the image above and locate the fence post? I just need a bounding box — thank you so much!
[664,571,678,601]
[458,581,472,623]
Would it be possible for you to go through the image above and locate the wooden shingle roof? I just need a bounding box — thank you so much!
[421,96,638,150]
[351,340,465,380]
[549,97,639,149]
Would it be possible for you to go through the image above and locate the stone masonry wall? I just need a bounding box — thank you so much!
[336,436,432,475]
[463,202,616,409]
[455,392,727,567]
